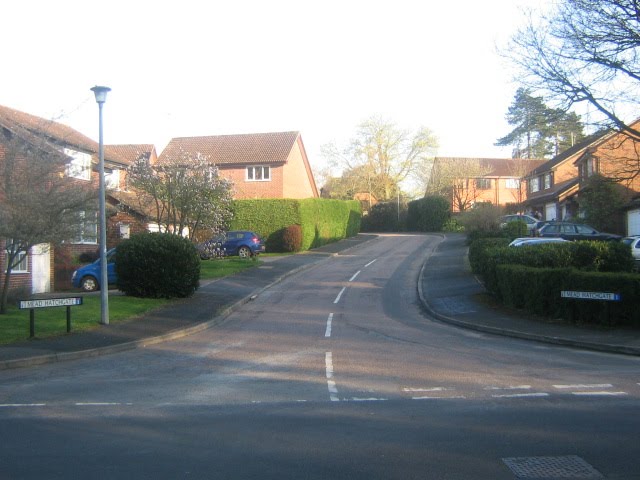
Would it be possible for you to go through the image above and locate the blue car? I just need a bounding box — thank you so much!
[72,248,117,292]
[198,231,265,259]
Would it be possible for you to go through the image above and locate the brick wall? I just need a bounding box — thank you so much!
[220,164,284,199]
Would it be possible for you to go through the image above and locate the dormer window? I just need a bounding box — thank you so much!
[64,148,92,181]
[544,172,552,190]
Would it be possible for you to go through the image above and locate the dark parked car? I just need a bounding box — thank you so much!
[72,248,117,292]
[199,230,265,259]
[538,222,621,241]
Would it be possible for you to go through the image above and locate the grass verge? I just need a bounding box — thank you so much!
[0,257,262,345]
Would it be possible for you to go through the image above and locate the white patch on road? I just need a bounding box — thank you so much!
[553,384,613,389]
[349,271,361,282]
[570,391,628,396]
[325,313,333,338]
[403,387,447,392]
[325,352,339,402]
[0,403,46,407]
[491,393,549,398]
[364,259,377,268]
[333,287,346,304]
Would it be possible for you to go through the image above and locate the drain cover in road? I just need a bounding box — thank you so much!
[502,455,603,478]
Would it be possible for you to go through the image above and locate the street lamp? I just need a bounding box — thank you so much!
[90,85,111,325]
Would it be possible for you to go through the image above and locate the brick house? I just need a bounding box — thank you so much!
[432,157,545,212]
[524,123,640,233]
[159,131,319,199]
[0,104,131,294]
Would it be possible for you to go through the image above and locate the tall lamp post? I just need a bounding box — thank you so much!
[90,86,111,326]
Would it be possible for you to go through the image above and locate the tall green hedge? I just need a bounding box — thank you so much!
[406,196,451,232]
[229,199,361,252]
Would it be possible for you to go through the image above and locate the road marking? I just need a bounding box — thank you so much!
[570,391,628,396]
[484,385,532,391]
[325,313,333,338]
[0,403,46,408]
[403,387,447,392]
[412,396,466,400]
[325,352,339,402]
[349,270,361,282]
[75,402,131,406]
[350,397,388,402]
[364,259,377,268]
[492,393,550,398]
[553,384,613,389]
[333,287,346,304]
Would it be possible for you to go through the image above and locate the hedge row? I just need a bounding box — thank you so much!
[497,264,640,326]
[470,238,639,326]
[229,199,361,252]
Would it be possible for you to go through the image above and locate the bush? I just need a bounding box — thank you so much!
[116,233,200,298]
[501,220,528,238]
[281,224,303,252]
[458,204,503,237]
[406,196,451,232]
[361,202,407,232]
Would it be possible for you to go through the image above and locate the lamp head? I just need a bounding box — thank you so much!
[90,86,111,104]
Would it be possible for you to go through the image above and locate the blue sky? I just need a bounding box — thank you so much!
[1,0,549,176]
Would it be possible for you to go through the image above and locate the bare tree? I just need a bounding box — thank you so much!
[0,132,96,313]
[506,0,640,146]
[427,158,493,212]
[322,116,438,201]
[127,148,234,240]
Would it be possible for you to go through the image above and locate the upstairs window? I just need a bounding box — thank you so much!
[64,148,92,181]
[506,178,520,189]
[475,178,491,190]
[246,166,271,182]
[530,177,540,193]
[544,172,552,190]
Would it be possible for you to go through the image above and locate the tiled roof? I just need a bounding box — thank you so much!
[526,131,609,177]
[159,131,300,165]
[434,157,546,177]
[0,104,127,164]
[105,144,155,166]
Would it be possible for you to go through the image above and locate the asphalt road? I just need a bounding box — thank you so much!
[1,234,639,479]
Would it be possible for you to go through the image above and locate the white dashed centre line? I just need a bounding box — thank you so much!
[325,313,334,338]
[349,270,361,282]
[364,259,377,268]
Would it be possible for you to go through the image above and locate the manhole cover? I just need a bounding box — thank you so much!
[502,455,603,478]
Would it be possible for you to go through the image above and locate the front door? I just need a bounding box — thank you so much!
[31,243,51,294]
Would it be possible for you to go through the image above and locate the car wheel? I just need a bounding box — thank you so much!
[80,276,99,292]
[238,246,252,258]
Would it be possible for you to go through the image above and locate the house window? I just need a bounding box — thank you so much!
[475,178,491,189]
[530,177,540,193]
[119,224,130,239]
[5,240,27,273]
[583,157,598,178]
[246,166,271,182]
[506,178,520,189]
[73,211,98,244]
[544,173,552,190]
[64,148,92,181]
[105,168,120,190]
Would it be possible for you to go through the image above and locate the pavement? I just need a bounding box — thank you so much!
[1,233,639,370]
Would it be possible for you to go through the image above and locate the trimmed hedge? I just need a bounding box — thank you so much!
[497,264,640,326]
[116,233,200,298]
[229,199,361,252]
[406,196,451,232]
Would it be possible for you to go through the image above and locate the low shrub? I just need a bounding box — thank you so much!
[116,233,200,298]
[281,224,303,252]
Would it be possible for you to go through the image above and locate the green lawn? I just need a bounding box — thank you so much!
[0,257,262,345]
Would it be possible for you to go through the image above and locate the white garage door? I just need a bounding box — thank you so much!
[628,209,640,236]
[545,203,557,221]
